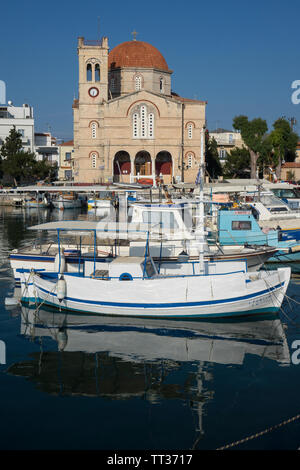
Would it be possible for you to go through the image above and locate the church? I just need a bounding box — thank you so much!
[72,34,206,184]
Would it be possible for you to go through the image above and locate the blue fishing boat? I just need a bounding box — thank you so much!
[214,208,300,265]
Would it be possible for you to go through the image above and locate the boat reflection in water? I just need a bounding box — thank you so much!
[8,307,290,441]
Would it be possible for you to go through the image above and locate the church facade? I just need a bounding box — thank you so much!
[72,36,206,184]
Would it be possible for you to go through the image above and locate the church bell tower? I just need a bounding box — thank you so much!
[77,36,109,103]
[73,36,109,183]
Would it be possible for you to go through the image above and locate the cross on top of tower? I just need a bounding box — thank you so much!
[131,30,138,41]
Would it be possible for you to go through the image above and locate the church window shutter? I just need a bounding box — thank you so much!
[148,113,154,138]
[135,76,142,91]
[187,153,193,168]
[91,153,97,169]
[133,113,139,138]
[91,122,97,139]
[140,105,147,138]
[187,123,193,139]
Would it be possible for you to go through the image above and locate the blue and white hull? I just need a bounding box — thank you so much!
[20,267,290,319]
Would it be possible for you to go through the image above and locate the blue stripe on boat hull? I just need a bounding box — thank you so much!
[21,297,279,319]
[35,281,284,309]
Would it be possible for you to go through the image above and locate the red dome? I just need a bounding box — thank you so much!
[109,40,169,71]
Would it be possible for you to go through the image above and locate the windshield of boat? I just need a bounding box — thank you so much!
[142,210,179,230]
[259,193,289,211]
[272,188,300,199]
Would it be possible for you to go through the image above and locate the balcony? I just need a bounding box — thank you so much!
[214,137,235,146]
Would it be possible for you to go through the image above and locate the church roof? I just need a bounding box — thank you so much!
[108,40,170,72]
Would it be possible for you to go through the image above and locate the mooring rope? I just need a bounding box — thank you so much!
[216,413,300,450]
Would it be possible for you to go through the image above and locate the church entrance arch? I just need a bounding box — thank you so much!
[134,151,152,176]
[113,151,131,182]
[155,151,172,182]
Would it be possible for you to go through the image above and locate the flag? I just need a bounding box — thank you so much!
[195,168,201,185]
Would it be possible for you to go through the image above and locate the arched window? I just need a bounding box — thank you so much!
[132,105,155,139]
[186,153,194,168]
[148,113,154,138]
[135,75,142,91]
[140,105,147,138]
[95,64,100,82]
[86,64,92,82]
[187,123,193,139]
[91,122,97,139]
[133,113,139,138]
[159,77,164,93]
[91,153,97,169]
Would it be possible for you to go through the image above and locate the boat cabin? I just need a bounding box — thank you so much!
[129,202,198,238]
[217,209,278,246]
[270,187,300,210]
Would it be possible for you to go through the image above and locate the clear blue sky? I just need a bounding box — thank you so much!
[1,0,299,141]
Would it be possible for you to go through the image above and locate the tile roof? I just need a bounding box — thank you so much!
[109,40,170,71]
[60,140,74,147]
[282,162,300,168]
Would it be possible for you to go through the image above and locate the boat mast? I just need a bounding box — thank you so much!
[198,126,206,274]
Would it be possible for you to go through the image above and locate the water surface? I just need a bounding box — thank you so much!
[0,205,300,450]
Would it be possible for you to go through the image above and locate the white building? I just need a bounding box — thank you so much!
[0,86,59,175]
[34,132,59,166]
[0,102,35,152]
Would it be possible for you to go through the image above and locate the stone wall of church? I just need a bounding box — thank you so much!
[73,90,206,184]
[109,68,172,97]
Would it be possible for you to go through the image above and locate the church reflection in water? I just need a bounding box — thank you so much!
[7,307,290,441]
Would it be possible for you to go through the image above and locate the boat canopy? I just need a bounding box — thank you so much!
[27,220,178,240]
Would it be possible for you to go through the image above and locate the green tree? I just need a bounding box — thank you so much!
[286,170,295,182]
[0,127,37,184]
[233,115,268,179]
[223,147,250,178]
[268,118,299,178]
[33,160,58,182]
[205,131,222,180]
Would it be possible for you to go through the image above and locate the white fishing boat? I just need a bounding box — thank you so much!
[87,198,112,210]
[52,192,82,210]
[18,128,291,320]
[18,225,290,319]
[25,194,50,208]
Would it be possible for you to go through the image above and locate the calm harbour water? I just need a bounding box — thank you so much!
[0,205,300,451]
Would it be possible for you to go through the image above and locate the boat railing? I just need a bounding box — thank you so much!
[71,269,248,280]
